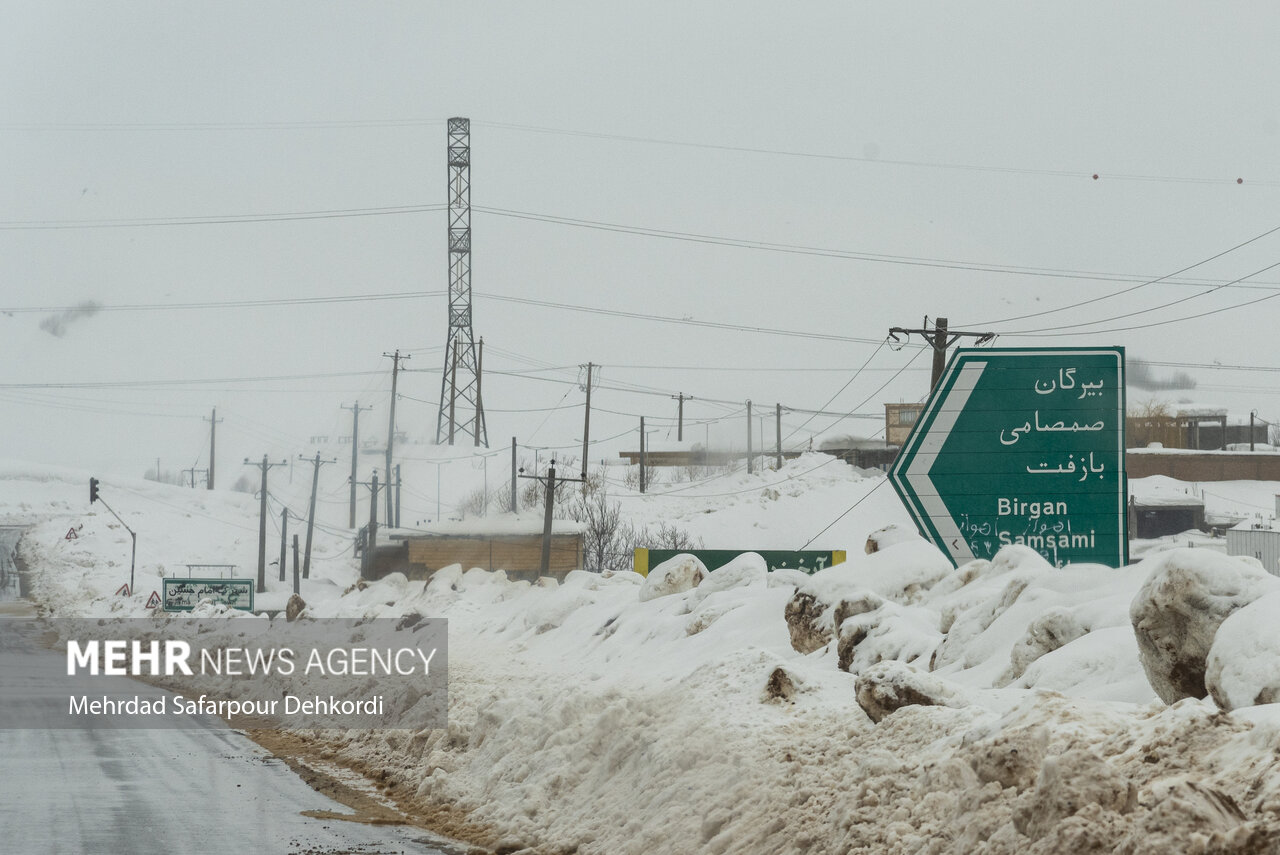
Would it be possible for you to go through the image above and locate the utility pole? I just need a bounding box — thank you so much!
[244,455,286,594]
[183,465,207,489]
[640,417,647,493]
[292,534,300,596]
[776,403,783,469]
[383,350,410,526]
[278,507,288,582]
[300,452,336,580]
[581,362,593,479]
[889,316,996,393]
[352,471,380,578]
[204,408,222,490]
[343,402,372,529]
[518,460,584,578]
[511,437,518,513]
[747,400,754,474]
[476,337,485,448]
[671,393,691,442]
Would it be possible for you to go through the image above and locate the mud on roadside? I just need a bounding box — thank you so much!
[246,728,499,855]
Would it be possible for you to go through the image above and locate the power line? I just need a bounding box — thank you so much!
[0,369,384,390]
[1001,264,1280,337]
[476,293,895,345]
[962,221,1280,328]
[474,205,1280,291]
[0,290,444,314]
[991,252,1280,335]
[2,118,446,131]
[475,120,1269,187]
[0,204,446,230]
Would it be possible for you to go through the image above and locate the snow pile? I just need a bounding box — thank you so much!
[12,458,1280,852]
[1130,549,1280,704]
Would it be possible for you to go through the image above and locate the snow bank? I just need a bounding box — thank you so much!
[14,459,1280,852]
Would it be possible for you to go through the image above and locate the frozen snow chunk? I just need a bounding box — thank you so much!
[1001,605,1089,684]
[1011,748,1136,841]
[690,552,766,603]
[600,569,643,585]
[1206,591,1280,711]
[854,660,963,723]
[1118,776,1261,852]
[425,563,465,594]
[637,553,708,602]
[864,523,920,554]
[964,724,1048,791]
[525,589,595,634]
[763,665,806,702]
[784,587,883,655]
[766,568,811,589]
[1130,549,1279,704]
[837,602,941,674]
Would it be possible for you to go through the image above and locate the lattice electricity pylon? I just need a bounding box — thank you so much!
[436,117,488,447]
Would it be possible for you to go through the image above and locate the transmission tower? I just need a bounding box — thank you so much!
[436,117,488,447]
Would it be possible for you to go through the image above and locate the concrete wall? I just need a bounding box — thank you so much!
[405,533,581,580]
[1127,452,1280,482]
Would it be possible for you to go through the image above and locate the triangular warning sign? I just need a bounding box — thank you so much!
[65,527,78,540]
[145,590,161,608]
[114,583,130,597]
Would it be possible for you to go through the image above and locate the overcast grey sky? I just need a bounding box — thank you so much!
[4,2,1280,479]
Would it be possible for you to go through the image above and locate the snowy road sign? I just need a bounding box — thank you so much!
[162,577,254,612]
[889,347,1127,568]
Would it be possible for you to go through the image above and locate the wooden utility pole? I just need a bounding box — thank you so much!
[278,507,288,582]
[518,461,584,578]
[747,400,754,474]
[671,393,690,442]
[244,455,286,593]
[888,317,995,393]
[204,408,222,490]
[511,437,518,513]
[352,471,380,577]
[300,452,336,580]
[775,403,783,469]
[343,402,372,529]
[292,534,300,595]
[639,417,647,493]
[581,362,594,478]
[383,350,410,525]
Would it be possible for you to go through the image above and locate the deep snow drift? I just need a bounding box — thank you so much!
[7,456,1280,854]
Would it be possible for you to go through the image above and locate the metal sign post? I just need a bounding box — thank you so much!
[889,347,1127,568]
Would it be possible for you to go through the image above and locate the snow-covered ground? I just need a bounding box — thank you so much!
[6,454,1280,854]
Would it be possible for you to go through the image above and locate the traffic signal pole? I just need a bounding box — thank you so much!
[89,478,137,595]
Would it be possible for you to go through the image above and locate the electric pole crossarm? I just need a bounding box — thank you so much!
[889,317,996,392]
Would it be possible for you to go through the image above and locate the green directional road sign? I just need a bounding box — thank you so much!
[889,347,1127,568]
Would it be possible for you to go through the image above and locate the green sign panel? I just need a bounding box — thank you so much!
[889,347,1127,568]
[633,549,846,577]
[162,577,255,612]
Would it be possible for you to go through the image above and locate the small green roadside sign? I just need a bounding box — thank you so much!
[162,578,255,612]
[889,347,1127,568]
